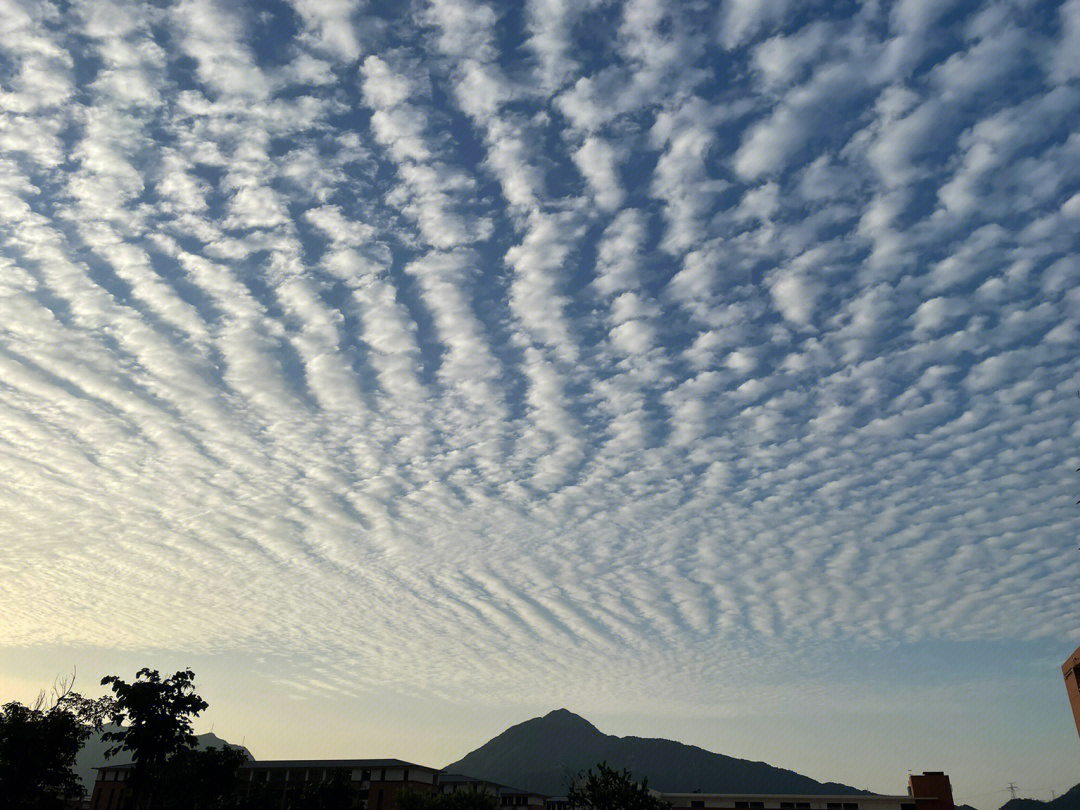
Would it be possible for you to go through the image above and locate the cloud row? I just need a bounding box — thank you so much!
[0,0,1078,711]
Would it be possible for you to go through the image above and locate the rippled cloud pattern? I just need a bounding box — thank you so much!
[2,0,1079,709]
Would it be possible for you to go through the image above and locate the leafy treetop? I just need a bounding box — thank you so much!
[568,763,672,810]
[100,668,208,768]
[399,787,499,810]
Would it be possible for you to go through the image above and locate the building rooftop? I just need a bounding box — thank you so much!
[656,795,906,801]
[241,758,434,770]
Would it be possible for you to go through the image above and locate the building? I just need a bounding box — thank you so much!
[658,792,917,810]
[242,758,441,810]
[907,772,956,810]
[90,758,441,810]
[89,763,131,810]
[438,772,546,809]
[89,760,953,810]
[1062,646,1080,739]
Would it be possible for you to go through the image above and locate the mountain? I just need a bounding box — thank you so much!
[73,725,253,796]
[444,709,865,797]
[998,785,1080,810]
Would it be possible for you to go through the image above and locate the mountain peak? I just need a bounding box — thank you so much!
[539,709,602,733]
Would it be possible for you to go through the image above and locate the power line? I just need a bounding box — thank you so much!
[957,789,1010,801]
[1008,783,1018,801]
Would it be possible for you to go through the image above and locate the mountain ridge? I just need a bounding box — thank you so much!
[445,709,866,797]
[998,784,1080,810]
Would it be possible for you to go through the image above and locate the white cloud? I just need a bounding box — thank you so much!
[769,269,821,326]
[1050,0,1080,82]
[720,0,800,50]
[288,0,363,62]
[572,136,625,211]
[752,23,831,88]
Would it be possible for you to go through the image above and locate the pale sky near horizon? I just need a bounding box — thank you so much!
[1,0,1079,805]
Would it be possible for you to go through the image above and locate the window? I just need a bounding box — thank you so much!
[692,801,705,807]
[843,803,858,809]
[796,803,810,808]
[736,802,750,808]
[404,770,410,782]
[902,804,917,810]
[781,803,795,808]
[750,803,764,808]
[828,803,843,809]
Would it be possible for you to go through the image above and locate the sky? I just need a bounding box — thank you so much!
[1,0,1080,804]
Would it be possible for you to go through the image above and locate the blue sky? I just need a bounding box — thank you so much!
[1,0,1080,803]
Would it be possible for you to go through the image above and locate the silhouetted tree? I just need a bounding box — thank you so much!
[0,673,115,810]
[568,763,671,810]
[101,668,209,809]
[158,744,250,810]
[288,767,357,810]
[233,778,276,810]
[399,788,498,810]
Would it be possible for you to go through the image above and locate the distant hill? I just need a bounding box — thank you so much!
[444,709,866,797]
[999,785,1080,810]
[73,725,252,796]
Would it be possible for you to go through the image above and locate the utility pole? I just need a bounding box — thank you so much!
[1008,783,1018,801]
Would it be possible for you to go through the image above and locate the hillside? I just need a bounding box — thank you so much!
[445,709,865,797]
[998,785,1080,810]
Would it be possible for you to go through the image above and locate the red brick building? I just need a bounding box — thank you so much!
[1062,646,1080,739]
[907,772,955,810]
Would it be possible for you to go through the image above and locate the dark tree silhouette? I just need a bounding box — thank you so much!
[0,673,115,810]
[399,788,498,810]
[568,763,671,810]
[101,668,209,809]
[288,767,357,810]
[157,745,250,810]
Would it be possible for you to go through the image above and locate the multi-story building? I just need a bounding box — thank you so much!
[438,772,546,809]
[907,771,955,810]
[89,761,952,810]
[657,792,916,810]
[1062,646,1080,740]
[90,758,441,810]
[89,763,131,810]
[242,758,441,810]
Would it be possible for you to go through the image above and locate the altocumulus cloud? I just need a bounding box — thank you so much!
[1,0,1079,712]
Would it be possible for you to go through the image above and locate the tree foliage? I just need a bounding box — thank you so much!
[400,788,499,810]
[0,674,115,810]
[287,767,358,810]
[100,667,210,807]
[157,745,250,810]
[568,763,671,810]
